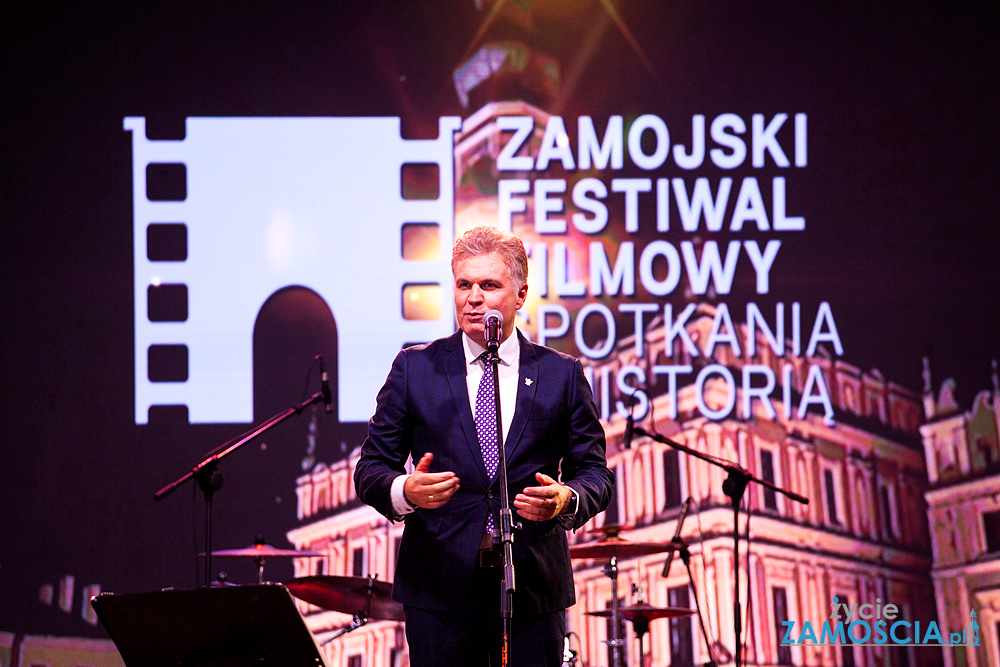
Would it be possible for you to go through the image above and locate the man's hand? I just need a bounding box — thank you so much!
[403,453,460,509]
[514,472,573,521]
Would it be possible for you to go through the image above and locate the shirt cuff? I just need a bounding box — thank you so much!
[391,474,417,518]
[556,485,580,530]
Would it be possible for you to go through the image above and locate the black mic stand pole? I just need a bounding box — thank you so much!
[486,341,518,667]
[631,424,808,667]
[154,387,328,587]
[671,535,717,667]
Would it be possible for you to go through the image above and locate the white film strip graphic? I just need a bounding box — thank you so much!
[125,116,462,424]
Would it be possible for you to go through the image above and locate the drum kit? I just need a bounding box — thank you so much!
[205,525,693,666]
[567,524,694,667]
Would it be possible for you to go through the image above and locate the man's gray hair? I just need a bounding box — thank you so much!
[451,226,528,290]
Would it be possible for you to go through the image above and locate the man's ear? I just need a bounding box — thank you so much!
[516,283,528,309]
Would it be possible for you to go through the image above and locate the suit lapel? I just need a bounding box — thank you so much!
[505,332,537,461]
[444,332,492,483]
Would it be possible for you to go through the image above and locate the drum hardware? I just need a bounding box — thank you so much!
[568,536,677,560]
[200,536,322,584]
[627,420,809,667]
[285,573,404,645]
[586,602,696,621]
[589,524,634,539]
[570,531,677,667]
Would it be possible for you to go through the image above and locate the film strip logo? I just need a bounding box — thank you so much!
[125,116,462,424]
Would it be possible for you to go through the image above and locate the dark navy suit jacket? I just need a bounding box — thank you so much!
[354,330,614,614]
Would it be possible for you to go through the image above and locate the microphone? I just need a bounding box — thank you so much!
[484,309,503,352]
[319,356,332,414]
[623,413,634,449]
[662,497,693,578]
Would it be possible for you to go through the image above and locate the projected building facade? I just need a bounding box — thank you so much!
[920,361,1000,667]
[287,303,942,667]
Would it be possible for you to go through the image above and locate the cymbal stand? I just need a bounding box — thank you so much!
[320,573,378,646]
[322,614,369,646]
[630,612,651,667]
[629,583,651,667]
[602,553,625,667]
[252,536,267,584]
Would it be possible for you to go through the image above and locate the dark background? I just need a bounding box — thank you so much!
[2,0,997,636]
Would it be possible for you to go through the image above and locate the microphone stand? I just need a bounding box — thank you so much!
[630,422,808,667]
[154,387,329,587]
[670,533,718,667]
[664,499,716,666]
[486,328,517,666]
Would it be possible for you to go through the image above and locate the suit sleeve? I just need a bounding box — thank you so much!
[353,349,412,522]
[560,358,615,530]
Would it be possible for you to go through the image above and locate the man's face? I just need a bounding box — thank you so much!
[453,252,527,348]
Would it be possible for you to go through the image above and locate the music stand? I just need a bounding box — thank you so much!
[92,583,326,667]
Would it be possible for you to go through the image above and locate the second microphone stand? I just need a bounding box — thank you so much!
[631,421,808,667]
[155,374,331,587]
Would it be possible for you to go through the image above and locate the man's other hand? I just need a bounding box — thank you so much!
[514,472,572,521]
[403,453,460,509]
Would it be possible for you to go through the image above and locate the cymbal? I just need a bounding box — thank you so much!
[590,524,634,538]
[286,575,404,621]
[586,603,695,621]
[568,537,676,559]
[203,544,324,558]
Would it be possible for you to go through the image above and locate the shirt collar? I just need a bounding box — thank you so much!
[463,328,520,368]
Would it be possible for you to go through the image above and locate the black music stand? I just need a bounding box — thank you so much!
[92,584,326,667]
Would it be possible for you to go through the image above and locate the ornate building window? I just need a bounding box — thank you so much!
[668,585,695,667]
[662,448,682,510]
[835,592,856,667]
[759,448,779,512]
[351,545,367,577]
[983,510,1000,553]
[893,604,915,667]
[821,466,843,527]
[772,587,793,666]
[879,481,899,541]
[842,383,859,414]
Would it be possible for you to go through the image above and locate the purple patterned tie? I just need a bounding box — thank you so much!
[475,355,499,533]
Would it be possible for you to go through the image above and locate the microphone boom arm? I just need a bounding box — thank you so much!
[630,425,809,506]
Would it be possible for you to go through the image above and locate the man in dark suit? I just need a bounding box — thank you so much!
[354,225,614,666]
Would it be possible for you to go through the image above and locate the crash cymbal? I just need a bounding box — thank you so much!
[586,603,695,621]
[286,575,404,621]
[568,537,676,559]
[203,544,324,558]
